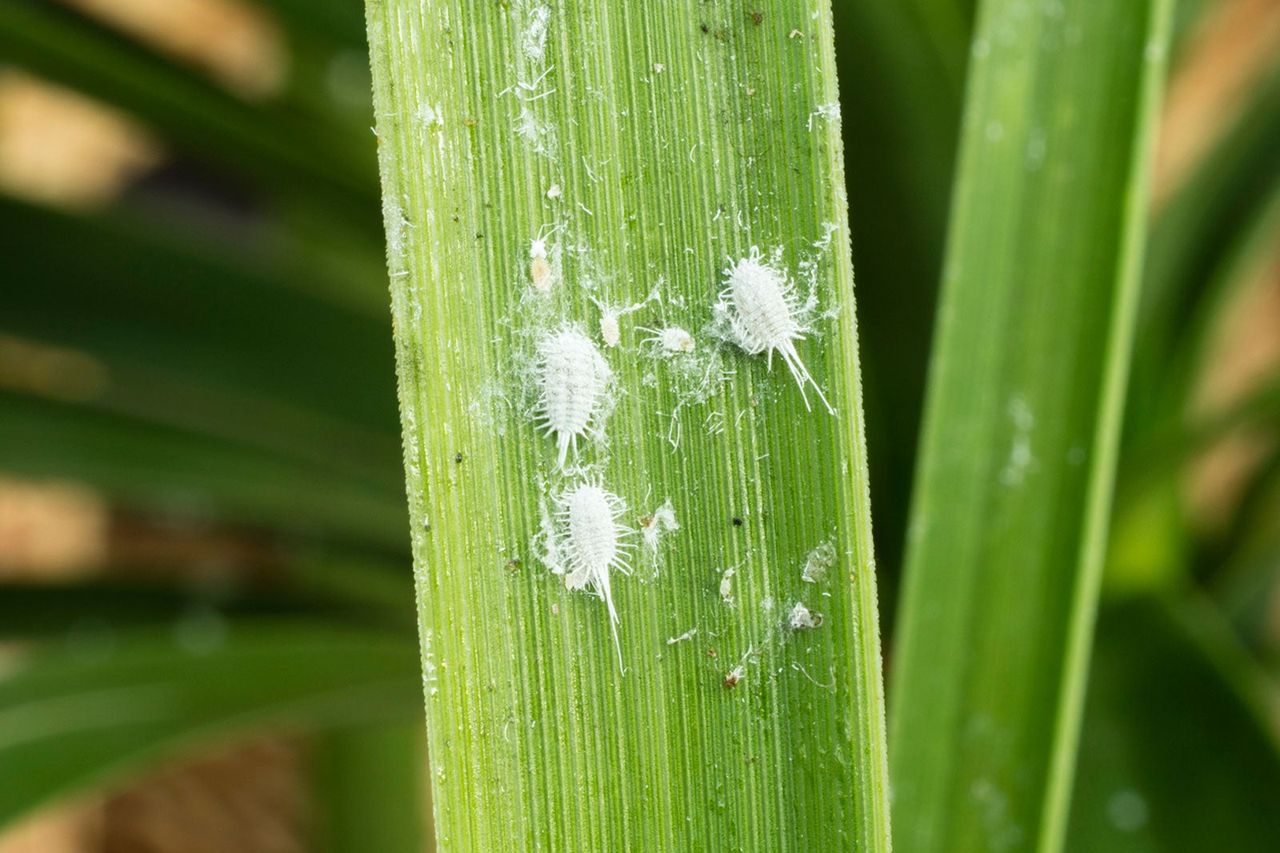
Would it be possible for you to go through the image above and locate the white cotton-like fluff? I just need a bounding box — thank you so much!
[557,483,633,666]
[535,328,611,467]
[718,247,834,413]
[640,498,679,554]
[788,602,823,630]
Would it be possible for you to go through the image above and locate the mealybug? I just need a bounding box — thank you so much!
[641,325,696,354]
[595,292,656,348]
[529,225,560,293]
[599,310,621,347]
[718,247,834,413]
[535,328,611,467]
[558,482,633,666]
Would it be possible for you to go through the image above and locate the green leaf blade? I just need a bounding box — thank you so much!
[0,622,421,829]
[1067,598,1280,850]
[365,1,889,849]
[888,2,1173,851]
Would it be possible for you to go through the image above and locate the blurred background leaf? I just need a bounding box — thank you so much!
[887,2,1174,849]
[1067,597,1280,849]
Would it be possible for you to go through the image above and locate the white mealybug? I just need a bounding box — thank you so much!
[593,290,657,348]
[599,310,621,347]
[529,225,560,293]
[558,483,633,666]
[641,325,696,354]
[535,328,611,467]
[717,247,834,413]
[719,565,736,606]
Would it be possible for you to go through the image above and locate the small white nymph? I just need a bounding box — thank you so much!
[718,247,834,413]
[535,328,611,467]
[528,224,561,292]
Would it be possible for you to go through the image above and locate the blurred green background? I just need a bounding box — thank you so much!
[0,0,1277,850]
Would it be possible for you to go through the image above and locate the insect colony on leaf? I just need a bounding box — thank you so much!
[524,238,833,670]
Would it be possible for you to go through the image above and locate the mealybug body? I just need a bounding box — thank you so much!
[558,483,633,666]
[529,225,560,293]
[599,310,621,347]
[536,328,611,467]
[718,247,834,413]
[641,325,696,354]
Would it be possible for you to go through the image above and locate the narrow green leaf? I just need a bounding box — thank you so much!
[313,723,429,853]
[0,0,375,210]
[366,1,889,849]
[889,2,1173,851]
[831,0,970,576]
[0,566,414,640]
[1127,62,1280,437]
[1067,598,1280,849]
[0,393,407,548]
[0,622,421,829]
[2,196,400,458]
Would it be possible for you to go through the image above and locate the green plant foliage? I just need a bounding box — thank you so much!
[0,622,421,829]
[889,1,1173,851]
[1068,598,1280,849]
[0,0,376,211]
[2,0,1279,849]
[365,1,889,848]
[313,723,429,853]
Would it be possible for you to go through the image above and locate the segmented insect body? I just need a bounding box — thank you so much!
[558,483,632,667]
[720,247,834,413]
[536,328,611,467]
[599,310,621,347]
